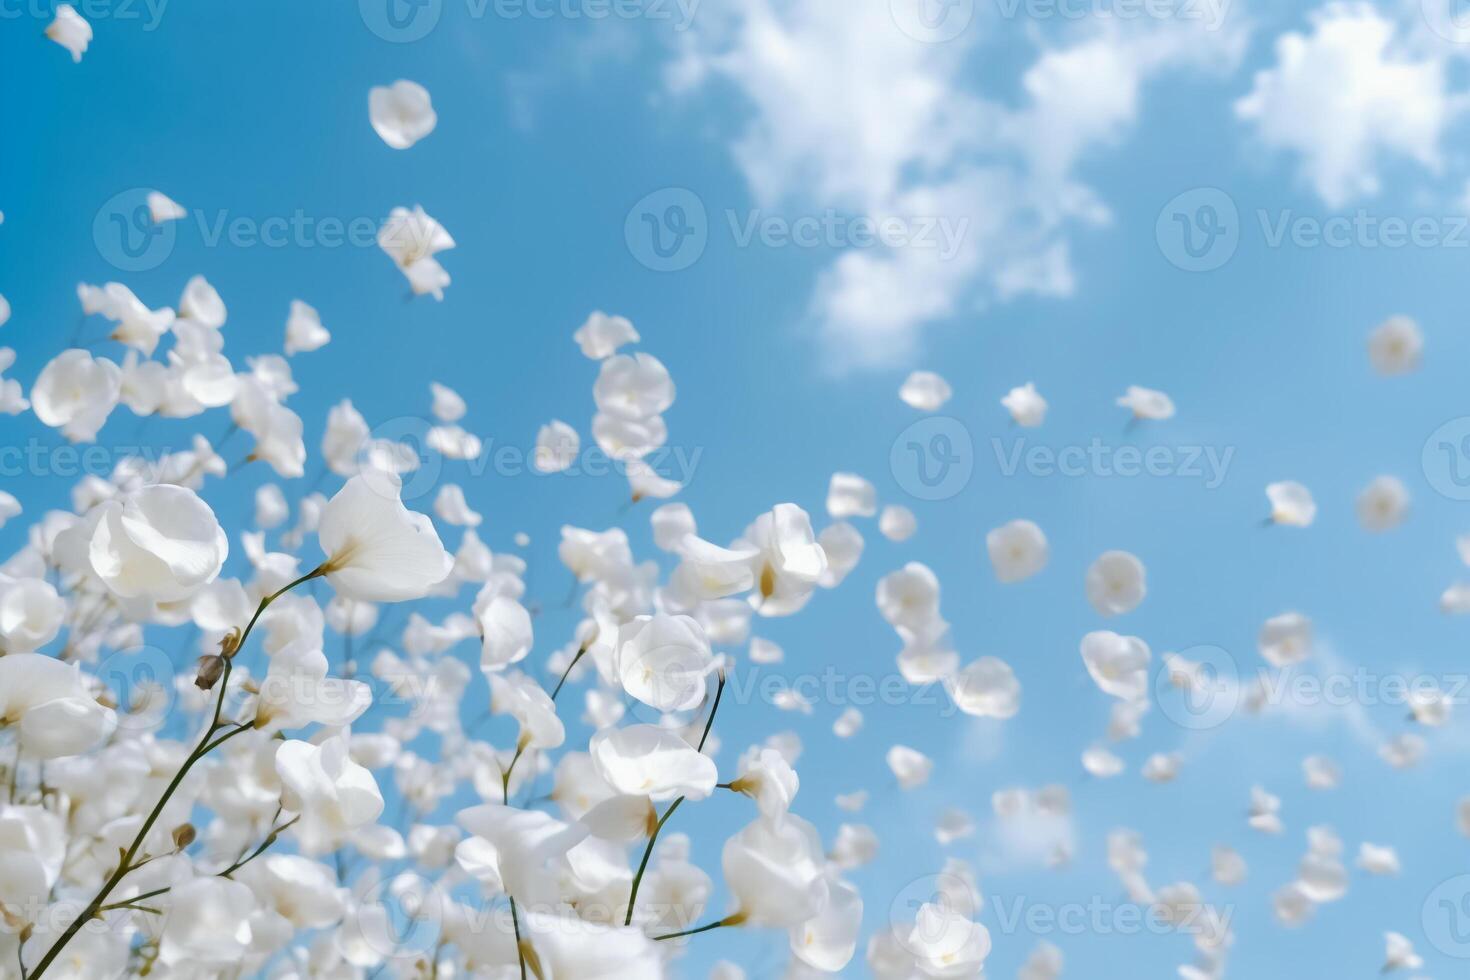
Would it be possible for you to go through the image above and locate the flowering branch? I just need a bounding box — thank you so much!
[624,671,725,927]
[26,569,323,980]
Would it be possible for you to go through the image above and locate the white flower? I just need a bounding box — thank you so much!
[1383,931,1423,973]
[886,745,932,790]
[833,707,863,738]
[615,613,714,711]
[522,911,663,976]
[1356,842,1400,875]
[317,473,453,602]
[879,505,917,542]
[147,191,186,223]
[740,503,828,616]
[674,535,758,599]
[722,814,829,927]
[729,747,800,819]
[1116,385,1175,420]
[368,80,437,149]
[1082,744,1124,778]
[0,805,66,917]
[1080,631,1151,701]
[1084,550,1146,616]
[177,275,226,328]
[488,670,564,750]
[0,577,66,653]
[0,654,115,759]
[232,376,306,477]
[31,349,122,442]
[254,639,373,732]
[826,472,877,519]
[935,807,975,845]
[947,656,1021,719]
[322,399,369,476]
[1001,381,1047,427]
[1258,611,1312,667]
[876,562,940,630]
[533,420,580,473]
[276,735,385,855]
[89,484,228,602]
[79,282,175,355]
[906,902,992,977]
[1368,316,1421,375]
[0,294,9,327]
[379,205,455,299]
[45,4,91,61]
[454,803,588,900]
[790,874,862,972]
[1356,475,1408,531]
[593,352,675,421]
[573,311,639,359]
[899,371,952,411]
[1267,481,1316,526]
[986,520,1048,583]
[430,381,466,422]
[1302,755,1339,790]
[158,876,256,968]
[476,593,533,672]
[285,299,331,355]
[0,348,25,415]
[1211,845,1247,886]
[589,725,717,801]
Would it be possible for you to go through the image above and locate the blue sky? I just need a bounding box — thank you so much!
[8,0,1470,976]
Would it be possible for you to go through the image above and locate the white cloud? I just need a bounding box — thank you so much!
[1235,3,1451,207]
[668,1,1246,368]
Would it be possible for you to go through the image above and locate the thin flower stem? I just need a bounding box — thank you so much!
[27,571,323,980]
[549,646,586,702]
[624,673,727,927]
[510,896,527,980]
[624,798,682,927]
[652,914,741,942]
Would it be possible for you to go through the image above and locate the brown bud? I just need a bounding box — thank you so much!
[194,654,225,691]
[171,824,197,851]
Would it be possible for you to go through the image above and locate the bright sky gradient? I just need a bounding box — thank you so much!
[8,0,1470,976]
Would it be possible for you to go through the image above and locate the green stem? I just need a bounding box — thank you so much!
[653,914,741,942]
[624,672,726,927]
[27,569,323,980]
